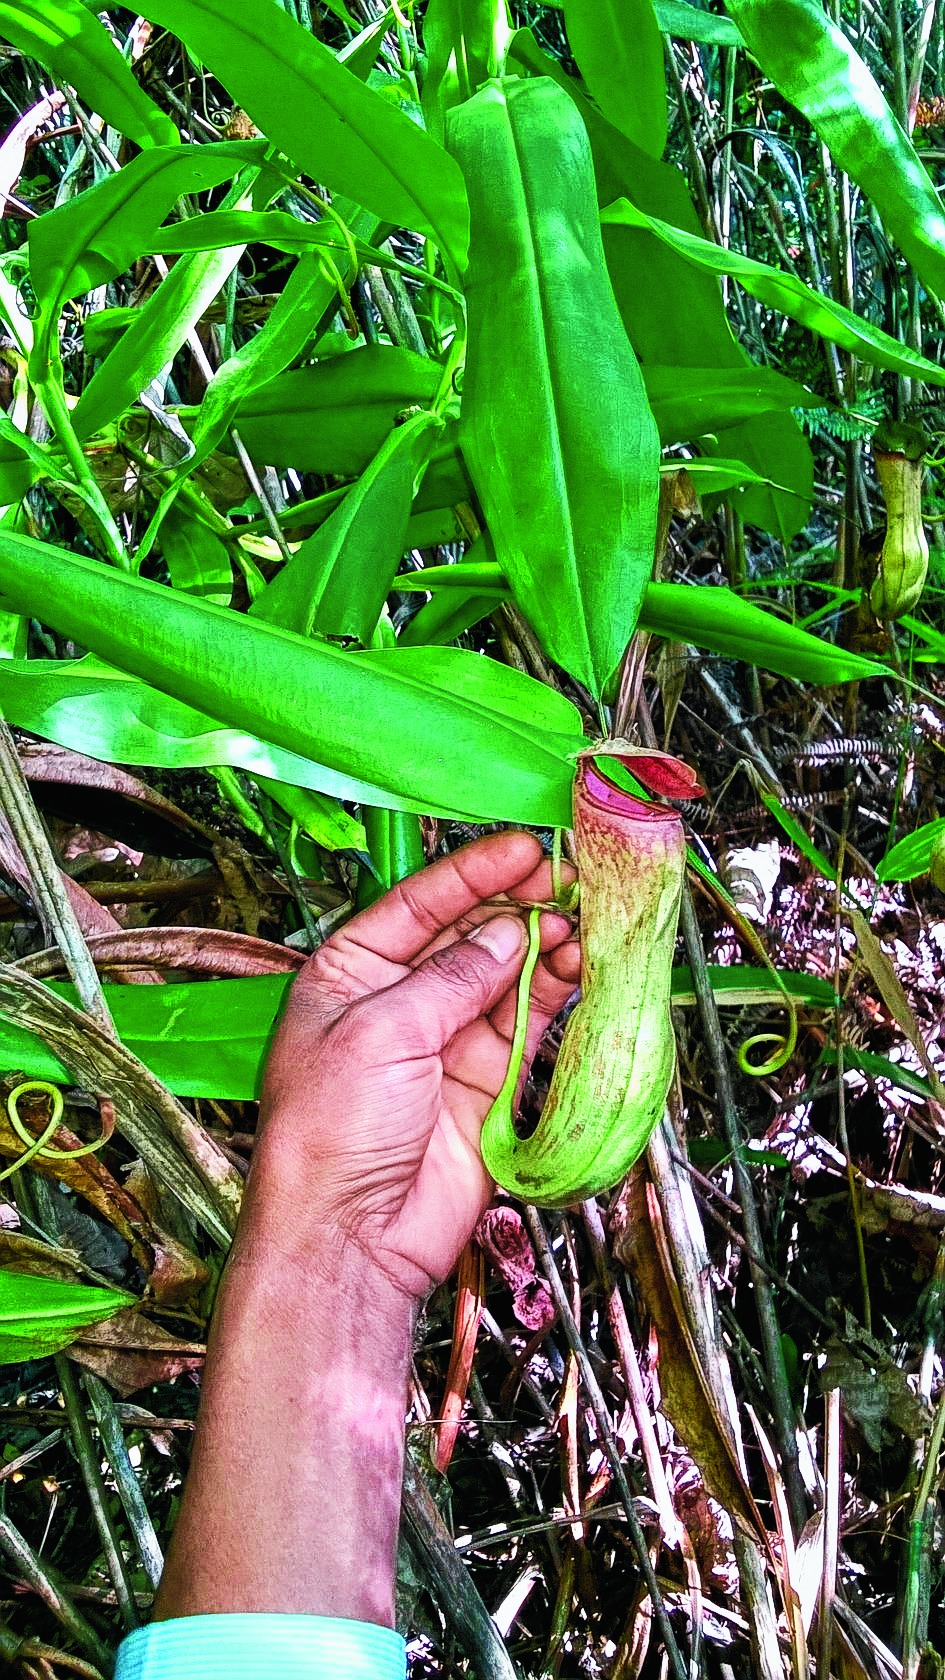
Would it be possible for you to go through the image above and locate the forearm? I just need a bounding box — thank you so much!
[154,1198,416,1626]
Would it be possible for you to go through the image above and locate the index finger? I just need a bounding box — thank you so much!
[341,832,546,964]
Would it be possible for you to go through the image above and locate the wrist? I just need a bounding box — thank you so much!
[225,1200,419,1359]
[239,1110,436,1310]
[157,1205,415,1624]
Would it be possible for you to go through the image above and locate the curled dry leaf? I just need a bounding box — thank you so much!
[19,739,218,852]
[0,809,159,983]
[476,1204,555,1332]
[0,1230,90,1287]
[18,925,306,980]
[69,1308,205,1397]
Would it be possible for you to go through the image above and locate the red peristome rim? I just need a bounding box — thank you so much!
[620,753,704,799]
[581,761,678,821]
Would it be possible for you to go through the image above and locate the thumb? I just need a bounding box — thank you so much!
[378,914,527,1053]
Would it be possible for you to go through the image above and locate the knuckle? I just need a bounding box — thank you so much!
[424,941,489,995]
[393,876,444,940]
[294,943,356,1006]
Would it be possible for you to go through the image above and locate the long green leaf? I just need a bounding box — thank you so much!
[27,141,266,372]
[602,198,945,385]
[0,966,831,1102]
[0,975,289,1099]
[563,0,667,156]
[449,78,659,696]
[758,788,838,882]
[641,581,885,684]
[30,141,267,308]
[0,655,459,814]
[877,817,945,883]
[137,0,469,266]
[672,965,836,1009]
[0,0,177,150]
[395,559,885,683]
[509,26,812,542]
[645,364,815,443]
[251,412,443,644]
[72,181,255,442]
[0,1269,135,1365]
[724,0,945,303]
[148,208,372,260]
[0,534,583,824]
[137,236,373,560]
[821,1045,934,1102]
[232,346,442,478]
[676,457,791,496]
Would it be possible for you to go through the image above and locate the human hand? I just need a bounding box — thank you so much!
[250,832,579,1301]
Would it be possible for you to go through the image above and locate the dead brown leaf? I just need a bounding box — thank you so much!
[616,1171,768,1548]
[69,1309,205,1396]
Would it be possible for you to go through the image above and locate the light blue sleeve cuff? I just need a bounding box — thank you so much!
[114,1614,407,1679]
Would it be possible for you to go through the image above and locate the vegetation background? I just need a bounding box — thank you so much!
[0,0,943,1675]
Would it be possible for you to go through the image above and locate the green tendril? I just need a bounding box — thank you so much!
[736,1013,799,1078]
[0,1081,110,1184]
[551,829,564,907]
[484,906,543,1144]
[550,828,580,914]
[315,248,360,336]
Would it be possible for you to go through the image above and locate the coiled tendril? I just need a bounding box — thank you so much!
[0,1082,110,1184]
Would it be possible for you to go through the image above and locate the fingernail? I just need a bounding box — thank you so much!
[470,915,525,962]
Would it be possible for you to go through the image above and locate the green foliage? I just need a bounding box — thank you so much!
[251,411,444,641]
[655,0,741,44]
[646,365,817,443]
[799,402,883,444]
[232,346,443,476]
[562,0,667,157]
[0,1269,135,1364]
[449,75,660,696]
[27,140,267,373]
[0,0,177,150]
[508,25,816,541]
[602,199,945,385]
[73,177,260,444]
[0,533,584,825]
[421,0,516,132]
[137,0,469,267]
[878,817,945,883]
[0,655,460,812]
[724,0,945,304]
[639,582,887,683]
